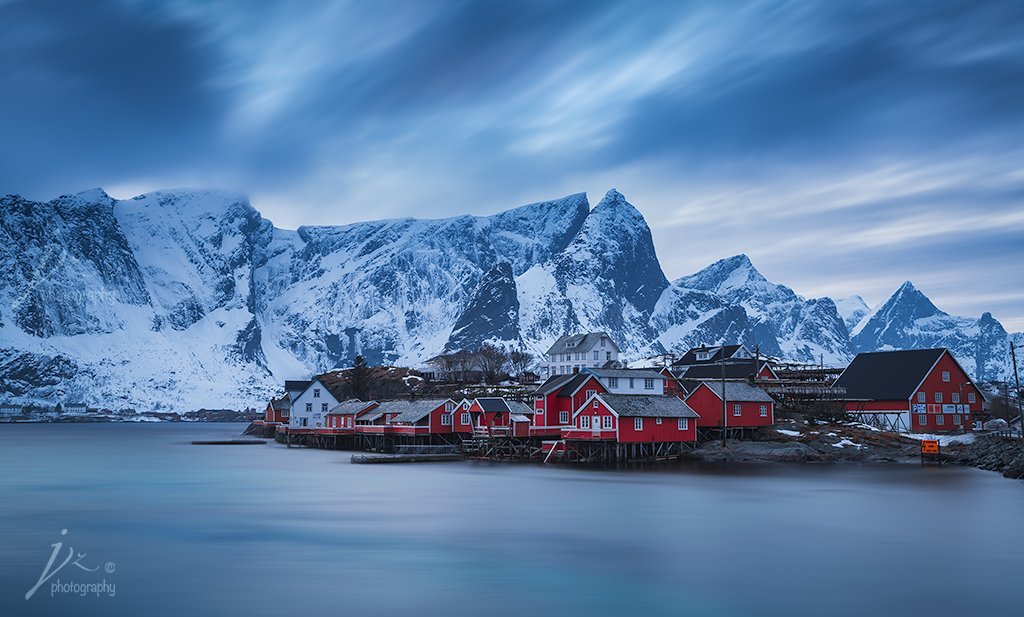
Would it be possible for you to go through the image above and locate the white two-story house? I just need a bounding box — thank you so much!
[288,378,343,431]
[542,332,621,376]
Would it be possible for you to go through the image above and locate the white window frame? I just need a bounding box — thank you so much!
[917,392,926,403]
[446,401,455,411]
[441,414,452,426]
[608,377,618,388]
[918,414,927,426]
[733,403,742,417]
[603,416,613,429]
[678,418,688,430]
[559,411,569,424]
[581,416,590,429]
[934,392,943,403]
[644,378,654,390]
[952,415,961,425]
[461,412,470,425]
[942,371,950,382]
[656,418,662,425]
[313,388,320,398]
[936,414,945,426]
[951,393,960,403]
[968,392,977,404]
[629,378,635,389]
[593,351,599,361]
[592,400,599,409]
[759,405,768,417]
[586,389,597,399]
[634,417,643,431]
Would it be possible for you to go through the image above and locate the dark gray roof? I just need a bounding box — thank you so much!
[596,394,699,418]
[546,332,619,355]
[692,381,774,403]
[327,400,377,415]
[833,349,948,401]
[672,344,750,367]
[284,380,312,392]
[474,397,511,413]
[534,373,576,396]
[586,368,664,381]
[557,373,593,397]
[270,397,292,411]
[506,400,535,416]
[379,399,450,423]
[673,362,768,381]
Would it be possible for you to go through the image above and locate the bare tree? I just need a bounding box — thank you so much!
[475,344,509,385]
[508,348,535,379]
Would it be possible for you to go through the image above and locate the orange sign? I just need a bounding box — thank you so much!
[921,440,939,454]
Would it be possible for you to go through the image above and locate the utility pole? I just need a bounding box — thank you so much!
[721,345,727,448]
[1011,342,1022,440]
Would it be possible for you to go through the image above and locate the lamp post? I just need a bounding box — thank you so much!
[1011,342,1022,440]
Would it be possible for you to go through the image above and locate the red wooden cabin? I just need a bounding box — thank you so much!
[834,348,983,433]
[531,373,608,437]
[467,397,534,435]
[263,396,290,425]
[684,381,775,428]
[321,400,378,434]
[386,399,457,436]
[560,393,698,443]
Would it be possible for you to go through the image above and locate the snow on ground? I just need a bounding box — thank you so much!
[832,438,864,449]
[776,429,802,437]
[904,432,978,446]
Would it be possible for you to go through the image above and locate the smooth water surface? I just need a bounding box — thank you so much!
[1,423,1022,617]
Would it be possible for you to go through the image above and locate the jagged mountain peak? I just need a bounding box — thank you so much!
[64,187,113,205]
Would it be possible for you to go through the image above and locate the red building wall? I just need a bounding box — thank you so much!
[685,383,774,428]
[908,352,979,432]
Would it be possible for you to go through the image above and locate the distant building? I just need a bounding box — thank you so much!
[64,402,88,415]
[543,332,620,376]
[0,403,22,417]
[684,381,775,429]
[834,348,983,433]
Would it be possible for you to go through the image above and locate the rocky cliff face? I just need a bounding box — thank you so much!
[0,187,1017,410]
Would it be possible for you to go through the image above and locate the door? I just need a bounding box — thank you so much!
[592,415,601,437]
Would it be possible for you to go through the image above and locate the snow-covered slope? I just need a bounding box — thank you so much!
[0,187,1018,410]
[851,281,1013,381]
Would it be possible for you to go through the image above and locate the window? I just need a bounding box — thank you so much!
[559,411,569,424]
[586,389,597,399]
[593,351,599,361]
[601,338,606,348]
[936,414,945,426]
[918,414,927,426]
[446,401,455,411]
[733,404,742,416]
[942,371,950,382]
[760,405,768,417]
[629,378,635,389]
[952,393,960,403]
[441,414,452,426]
[321,403,328,412]
[593,400,599,409]
[917,392,926,403]
[603,416,613,429]
[696,352,710,361]
[644,378,654,390]
[608,377,618,388]
[934,392,943,403]
[461,413,470,425]
[606,351,612,360]
[678,418,688,430]
[952,415,961,425]
[634,418,643,431]
[656,418,662,425]
[306,403,312,412]
[581,416,590,429]
[300,417,308,427]
[314,388,320,398]
[968,392,977,404]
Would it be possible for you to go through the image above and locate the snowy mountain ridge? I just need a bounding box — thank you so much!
[0,187,1018,411]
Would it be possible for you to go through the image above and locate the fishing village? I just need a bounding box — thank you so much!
[245,333,1024,476]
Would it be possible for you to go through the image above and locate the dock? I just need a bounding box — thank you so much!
[351,453,464,464]
[192,439,267,445]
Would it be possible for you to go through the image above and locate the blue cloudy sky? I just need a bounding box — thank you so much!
[2,0,1023,329]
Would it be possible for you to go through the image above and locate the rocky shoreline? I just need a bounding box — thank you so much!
[681,419,1024,481]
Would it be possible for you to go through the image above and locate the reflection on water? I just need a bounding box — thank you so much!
[1,423,1022,617]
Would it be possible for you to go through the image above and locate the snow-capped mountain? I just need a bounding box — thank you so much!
[0,187,1018,410]
[851,281,1016,382]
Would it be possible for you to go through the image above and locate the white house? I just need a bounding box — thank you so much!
[64,402,89,415]
[542,332,621,376]
[288,378,342,430]
[0,403,22,417]
[586,368,666,395]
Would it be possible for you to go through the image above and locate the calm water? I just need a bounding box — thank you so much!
[1,423,1023,617]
